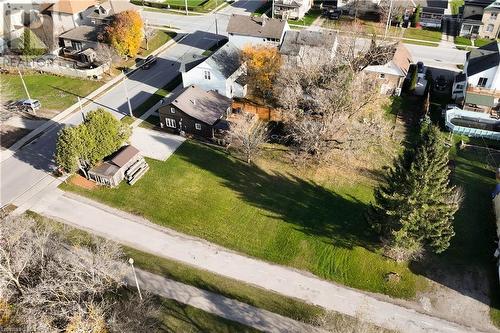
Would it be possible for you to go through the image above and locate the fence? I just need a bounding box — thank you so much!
[232,100,281,122]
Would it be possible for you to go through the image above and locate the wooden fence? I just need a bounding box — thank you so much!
[232,100,281,122]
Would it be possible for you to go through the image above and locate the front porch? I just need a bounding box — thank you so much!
[460,20,483,37]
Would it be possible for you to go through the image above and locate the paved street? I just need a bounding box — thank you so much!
[0,32,222,206]
[31,190,487,333]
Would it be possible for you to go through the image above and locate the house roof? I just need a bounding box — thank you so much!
[87,0,136,19]
[165,85,232,125]
[364,43,412,77]
[59,25,100,42]
[226,14,287,40]
[486,1,500,10]
[412,0,449,8]
[110,145,140,168]
[203,42,241,79]
[280,30,337,57]
[422,7,445,14]
[46,0,97,14]
[90,161,120,177]
[466,41,500,76]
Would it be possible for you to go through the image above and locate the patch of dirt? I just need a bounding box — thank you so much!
[0,124,31,149]
[68,175,98,190]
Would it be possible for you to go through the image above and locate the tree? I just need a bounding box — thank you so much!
[411,5,421,27]
[14,29,47,56]
[0,214,159,332]
[369,123,462,261]
[105,10,144,58]
[273,38,395,164]
[241,45,282,100]
[55,109,131,173]
[226,112,268,164]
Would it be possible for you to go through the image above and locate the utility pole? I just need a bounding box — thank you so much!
[215,15,218,35]
[78,96,85,122]
[18,69,30,100]
[384,0,394,39]
[128,258,143,301]
[271,0,274,18]
[145,19,149,50]
[122,71,133,117]
[185,0,188,16]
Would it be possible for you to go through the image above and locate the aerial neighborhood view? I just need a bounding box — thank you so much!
[5,0,500,332]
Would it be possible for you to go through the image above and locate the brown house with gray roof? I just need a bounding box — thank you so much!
[226,14,290,49]
[159,85,232,139]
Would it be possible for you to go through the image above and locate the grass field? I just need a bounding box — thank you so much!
[143,30,177,57]
[475,38,495,47]
[1,73,103,113]
[288,9,321,26]
[454,36,472,46]
[165,0,204,6]
[403,28,442,42]
[61,140,426,299]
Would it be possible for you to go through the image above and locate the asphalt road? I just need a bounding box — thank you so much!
[0,32,223,206]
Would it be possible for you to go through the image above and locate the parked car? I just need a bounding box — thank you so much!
[142,55,157,69]
[329,9,342,20]
[434,75,448,91]
[20,99,41,112]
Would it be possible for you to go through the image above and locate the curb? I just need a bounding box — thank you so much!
[0,34,183,164]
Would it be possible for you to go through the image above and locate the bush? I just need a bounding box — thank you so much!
[454,36,472,46]
[411,5,421,27]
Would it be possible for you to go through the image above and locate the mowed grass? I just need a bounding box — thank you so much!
[62,141,425,299]
[1,73,103,111]
[142,30,176,57]
[403,28,442,42]
[402,39,438,47]
[288,9,321,26]
[164,0,204,6]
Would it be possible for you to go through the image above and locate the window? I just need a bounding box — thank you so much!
[456,84,464,90]
[203,70,211,80]
[165,118,176,128]
[487,24,494,32]
[478,77,488,87]
[379,73,385,79]
[170,107,176,113]
[195,123,202,130]
[491,12,498,20]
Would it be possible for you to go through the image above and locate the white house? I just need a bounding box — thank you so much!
[274,0,313,20]
[226,14,289,49]
[46,0,97,37]
[181,42,247,98]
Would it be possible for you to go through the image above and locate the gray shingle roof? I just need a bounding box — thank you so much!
[466,42,500,76]
[166,85,232,125]
[204,42,241,79]
[227,14,287,40]
[280,30,337,57]
[59,25,100,42]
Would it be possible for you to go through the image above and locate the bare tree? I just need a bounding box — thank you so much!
[0,214,157,333]
[226,112,268,164]
[273,38,397,165]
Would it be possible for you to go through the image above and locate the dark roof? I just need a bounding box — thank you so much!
[227,14,287,39]
[464,0,495,7]
[204,42,241,79]
[110,145,140,167]
[164,85,231,125]
[422,7,445,14]
[89,161,119,177]
[413,0,449,8]
[466,42,500,76]
[455,72,467,82]
[280,30,337,57]
[59,25,100,42]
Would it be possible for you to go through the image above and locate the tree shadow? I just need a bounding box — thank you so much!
[172,141,376,250]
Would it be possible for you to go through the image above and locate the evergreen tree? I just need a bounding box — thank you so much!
[370,123,461,260]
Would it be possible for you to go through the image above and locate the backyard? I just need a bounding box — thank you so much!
[62,140,426,299]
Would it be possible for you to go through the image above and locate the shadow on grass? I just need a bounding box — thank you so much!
[173,141,376,250]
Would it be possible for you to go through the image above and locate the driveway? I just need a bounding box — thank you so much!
[130,127,184,161]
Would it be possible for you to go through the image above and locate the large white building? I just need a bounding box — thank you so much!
[226,14,289,49]
[181,42,247,98]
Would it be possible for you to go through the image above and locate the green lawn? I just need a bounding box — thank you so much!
[288,9,321,26]
[165,0,205,6]
[1,73,103,113]
[143,30,177,57]
[61,140,425,299]
[475,38,495,47]
[403,28,442,42]
[454,36,472,46]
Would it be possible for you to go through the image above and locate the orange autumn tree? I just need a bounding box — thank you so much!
[105,10,144,58]
[241,45,282,100]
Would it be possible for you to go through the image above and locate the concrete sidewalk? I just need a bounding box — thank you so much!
[127,268,326,333]
[29,189,486,333]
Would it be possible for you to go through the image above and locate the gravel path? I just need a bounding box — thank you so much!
[31,189,488,333]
